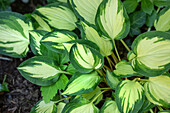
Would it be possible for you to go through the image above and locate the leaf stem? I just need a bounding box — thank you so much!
[106,56,113,70]
[90,89,110,103]
[113,40,121,61]
[134,78,149,82]
[3,75,7,84]
[100,87,112,90]
[149,109,154,113]
[157,106,164,111]
[120,39,131,52]
[53,96,71,104]
[111,52,118,64]
[103,65,111,72]
[147,27,151,32]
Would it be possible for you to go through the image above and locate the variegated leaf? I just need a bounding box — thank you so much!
[34,3,77,31]
[62,71,101,95]
[0,12,32,58]
[96,0,130,40]
[30,100,57,113]
[57,102,66,113]
[144,75,170,108]
[70,43,104,73]
[29,30,48,55]
[129,31,170,77]
[18,56,68,86]
[100,100,120,113]
[72,0,102,25]
[41,30,78,53]
[154,8,170,31]
[79,21,113,57]
[62,97,99,113]
[115,80,145,113]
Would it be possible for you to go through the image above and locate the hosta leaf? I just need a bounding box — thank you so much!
[78,21,113,57]
[0,82,9,92]
[96,0,130,40]
[113,60,139,77]
[70,43,104,73]
[31,14,51,32]
[30,100,57,113]
[34,3,77,31]
[29,30,48,55]
[130,31,170,77]
[115,80,145,113]
[153,0,170,7]
[41,30,78,53]
[76,86,103,105]
[138,99,155,113]
[141,0,154,15]
[106,70,120,89]
[62,71,101,95]
[154,8,170,31]
[0,12,32,58]
[62,97,99,113]
[123,0,138,14]
[72,0,102,25]
[57,102,66,113]
[158,110,170,113]
[144,75,170,108]
[41,74,69,103]
[66,63,77,75]
[18,56,67,86]
[100,100,120,113]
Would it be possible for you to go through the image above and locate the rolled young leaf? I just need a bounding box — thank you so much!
[100,100,120,113]
[115,80,145,113]
[78,21,113,57]
[71,0,102,25]
[62,97,99,113]
[34,2,77,31]
[69,42,104,73]
[62,71,101,95]
[129,31,170,77]
[144,75,170,108]
[106,70,120,89]
[18,56,68,86]
[96,0,130,40]
[0,11,32,58]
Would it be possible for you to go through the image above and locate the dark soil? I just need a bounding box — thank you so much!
[0,0,48,112]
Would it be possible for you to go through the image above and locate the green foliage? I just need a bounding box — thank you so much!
[0,0,170,112]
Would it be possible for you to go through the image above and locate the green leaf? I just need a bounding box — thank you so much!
[31,14,51,32]
[106,70,120,89]
[66,63,77,75]
[34,3,77,31]
[146,10,157,28]
[123,0,138,14]
[129,11,146,36]
[41,74,69,103]
[154,8,170,31]
[62,71,101,95]
[113,60,139,77]
[72,0,102,25]
[78,21,113,57]
[17,56,67,86]
[100,100,120,113]
[96,0,130,40]
[62,97,99,113]
[158,110,170,113]
[144,75,170,108]
[41,30,78,53]
[138,99,155,113]
[0,82,9,92]
[29,30,48,55]
[30,100,57,113]
[153,0,170,7]
[76,86,103,105]
[141,0,154,15]
[115,80,145,113]
[57,102,66,113]
[0,11,32,58]
[130,31,170,77]
[70,43,104,73]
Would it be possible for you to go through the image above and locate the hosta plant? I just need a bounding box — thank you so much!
[0,0,170,113]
